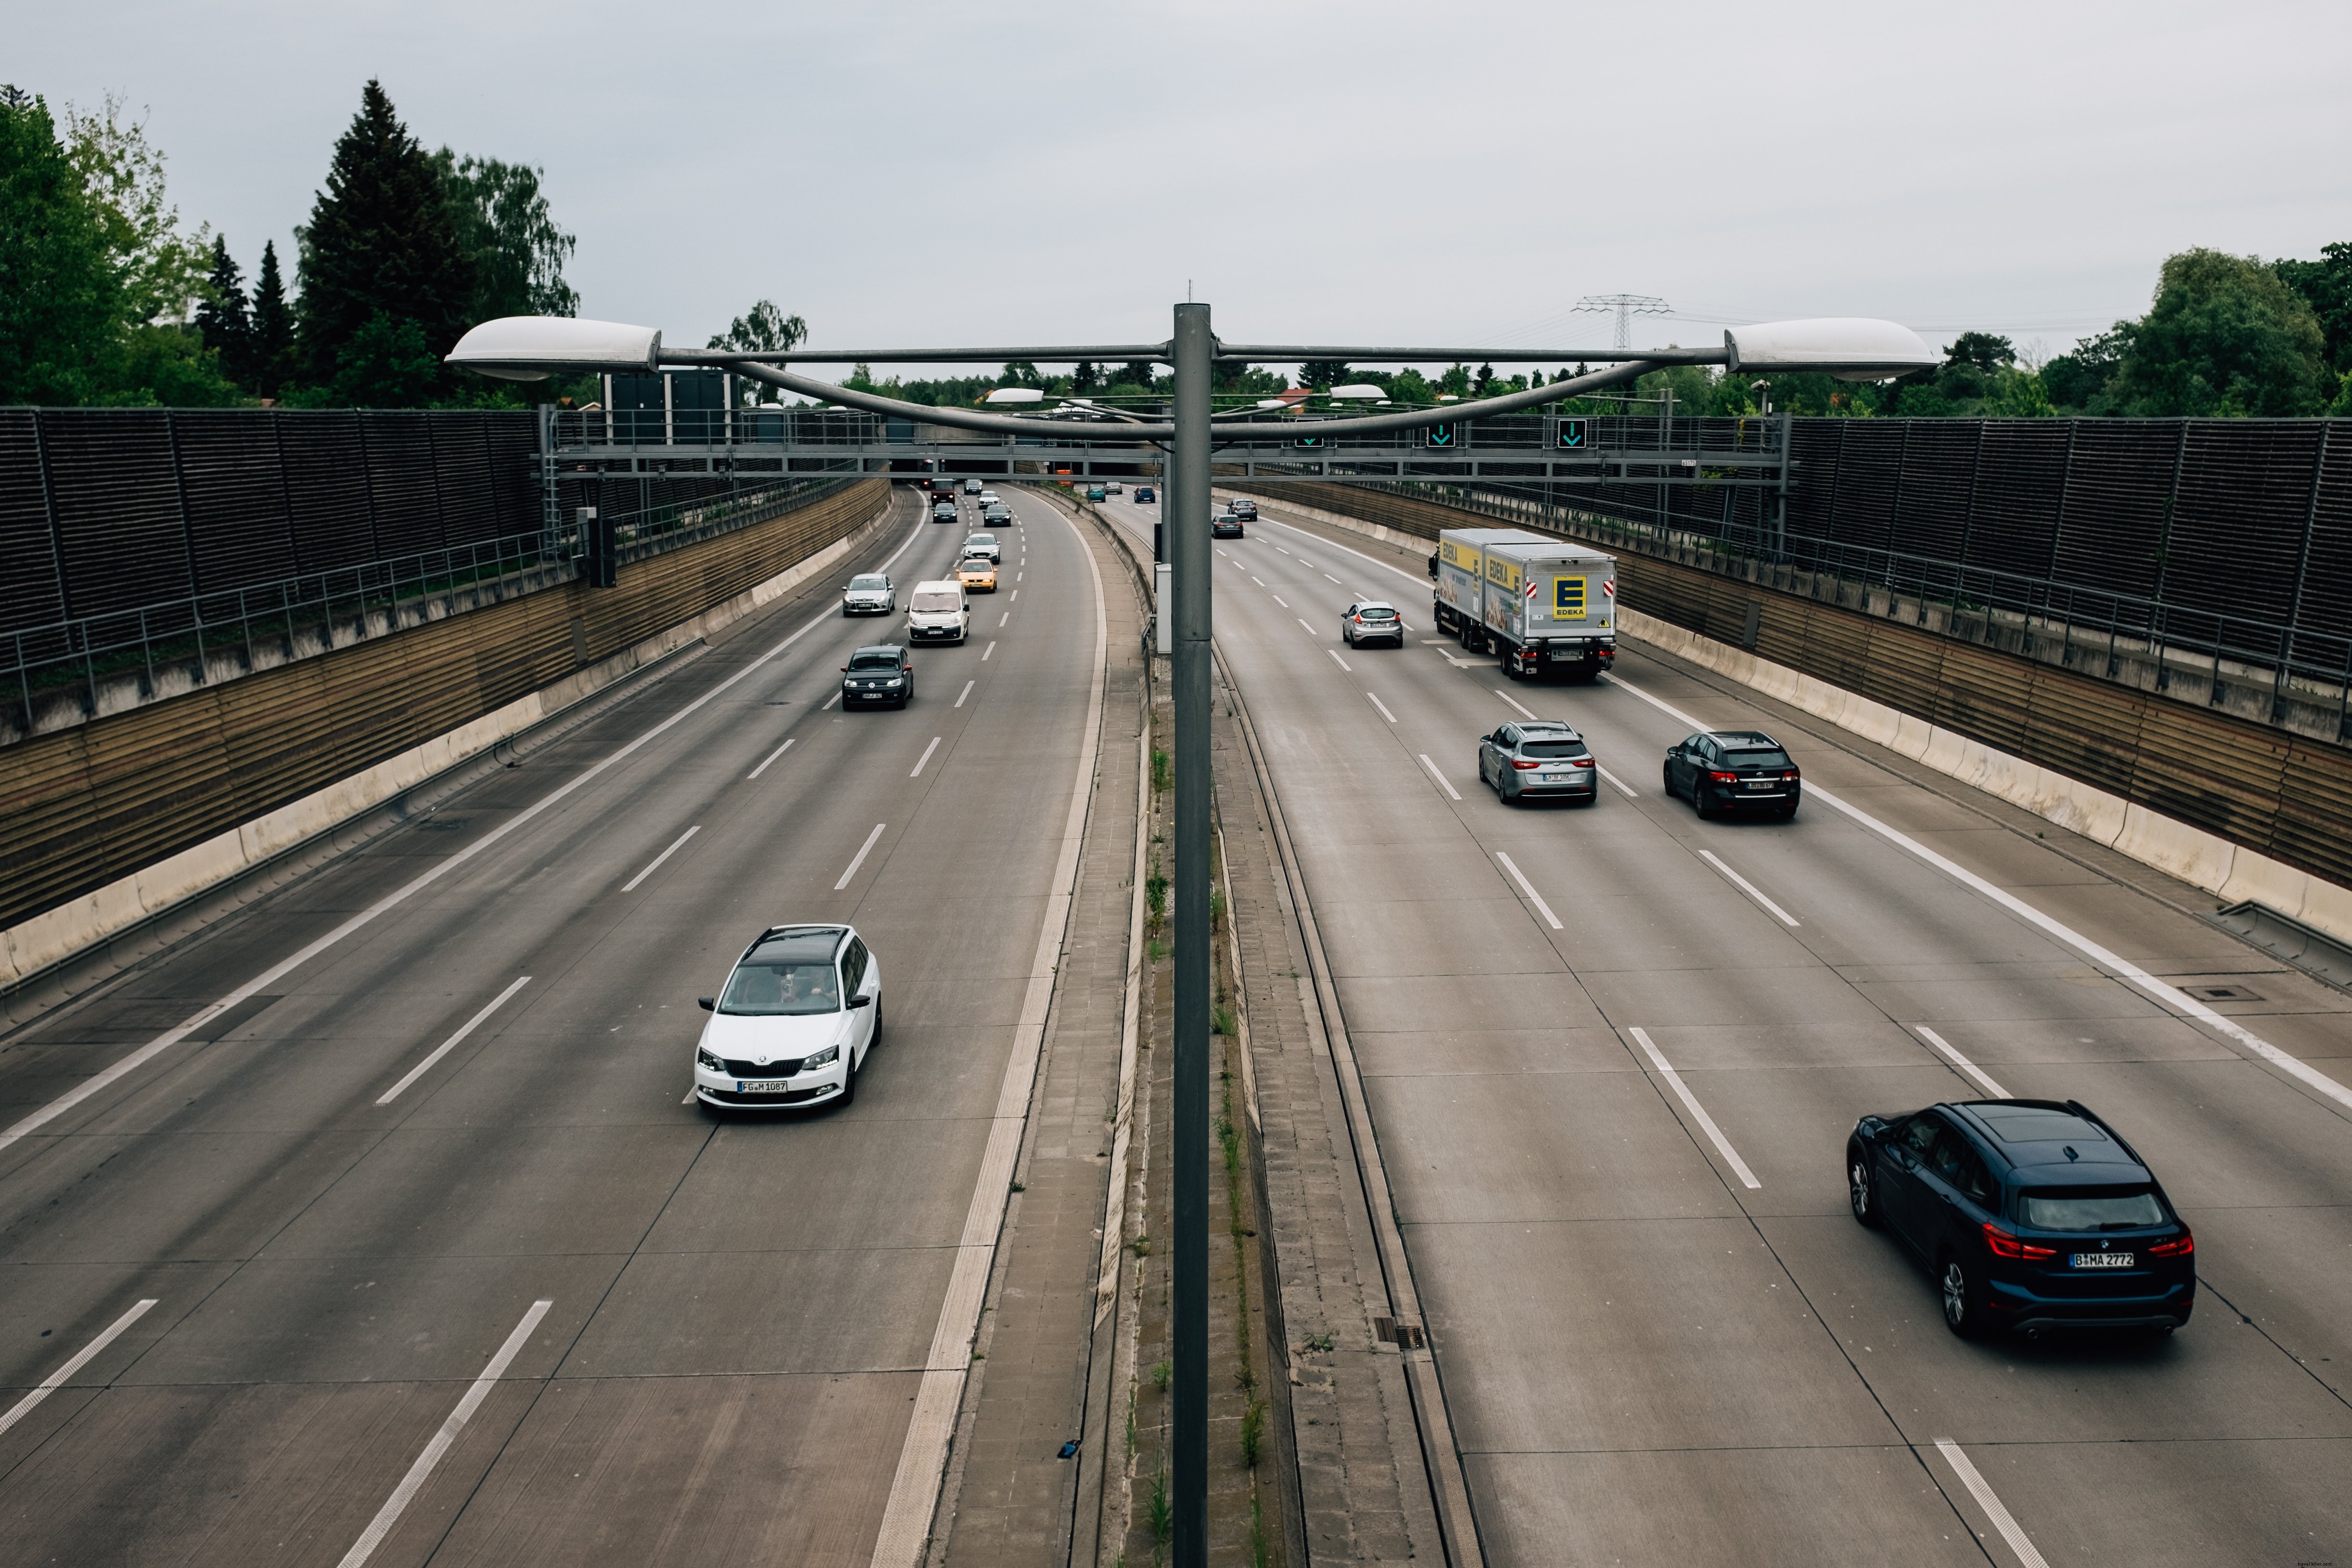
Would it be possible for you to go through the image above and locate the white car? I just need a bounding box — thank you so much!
[841,572,895,615]
[976,490,1001,507]
[962,532,1001,563]
[695,925,880,1108]
[1105,481,1123,494]
[906,579,970,642]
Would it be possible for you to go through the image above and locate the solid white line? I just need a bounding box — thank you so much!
[1697,849,1801,927]
[335,1300,552,1568]
[910,736,942,778]
[0,1298,158,1438]
[1599,669,2352,1114]
[955,679,975,708]
[982,641,996,660]
[835,823,887,891]
[1629,1027,1762,1189]
[1494,852,1564,930]
[1366,691,1398,724]
[747,736,795,779]
[1933,1439,2052,1568]
[1594,764,1638,798]
[822,690,842,710]
[1297,618,1318,636]
[621,825,699,892]
[1417,753,1462,801]
[0,511,928,1156]
[1916,1024,2011,1099]
[998,612,1009,627]
[376,976,533,1105]
[1270,594,1289,608]
[1327,649,1352,671]
[1492,688,1539,720]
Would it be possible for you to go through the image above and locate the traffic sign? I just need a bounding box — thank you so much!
[1427,423,1458,448]
[1557,418,1588,450]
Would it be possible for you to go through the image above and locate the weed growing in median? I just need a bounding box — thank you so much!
[1241,1400,1265,1468]
[1152,1357,1172,1391]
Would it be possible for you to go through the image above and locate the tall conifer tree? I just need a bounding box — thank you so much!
[250,239,292,396]
[195,234,253,388]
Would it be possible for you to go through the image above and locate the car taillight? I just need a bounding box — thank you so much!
[1982,1224,2056,1260]
[1708,770,1737,783]
[1784,769,1801,779]
[2148,1230,2194,1258]
[1512,759,1541,770]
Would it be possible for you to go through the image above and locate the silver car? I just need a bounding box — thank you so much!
[841,572,895,616]
[1478,720,1599,805]
[1341,600,1405,648]
[962,532,1001,563]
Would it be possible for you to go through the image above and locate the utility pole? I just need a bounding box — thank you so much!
[1167,300,1213,1568]
[1573,293,1672,353]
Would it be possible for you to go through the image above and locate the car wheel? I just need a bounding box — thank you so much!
[1663,764,1676,796]
[837,1047,858,1107]
[1693,779,1714,819]
[1939,1254,1984,1338]
[1848,1150,1879,1229]
[871,999,882,1048]
[1777,802,1798,821]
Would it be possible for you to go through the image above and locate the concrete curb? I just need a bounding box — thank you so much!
[1,514,883,995]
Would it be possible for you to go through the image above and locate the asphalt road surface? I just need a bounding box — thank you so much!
[1101,489,2352,1568]
[0,485,1101,1568]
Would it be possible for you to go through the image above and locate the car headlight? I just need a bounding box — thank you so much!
[803,1044,840,1069]
[883,676,903,685]
[697,1046,722,1071]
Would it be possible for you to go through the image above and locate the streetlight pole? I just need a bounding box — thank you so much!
[1167,300,1213,1568]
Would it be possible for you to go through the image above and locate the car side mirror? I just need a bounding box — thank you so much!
[847,993,873,1008]
[698,996,715,1011]
[840,665,849,672]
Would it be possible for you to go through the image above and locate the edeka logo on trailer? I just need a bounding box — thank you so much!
[1484,555,1521,593]
[1554,577,1588,617]
[1440,538,1483,573]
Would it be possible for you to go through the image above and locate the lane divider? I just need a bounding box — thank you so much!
[1328,649,1352,672]
[955,680,975,708]
[621,826,699,892]
[911,737,942,778]
[748,736,795,779]
[0,1297,157,1438]
[1594,764,1638,798]
[835,824,887,891]
[1932,1439,2052,1568]
[1417,754,1462,801]
[1495,852,1564,930]
[1914,1024,2010,1099]
[1492,688,1539,721]
[982,641,996,661]
[377,976,533,1105]
[1366,692,1398,724]
[1697,849,1800,927]
[1628,1027,1762,1189]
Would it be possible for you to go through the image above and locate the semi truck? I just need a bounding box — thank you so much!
[1429,527,1618,682]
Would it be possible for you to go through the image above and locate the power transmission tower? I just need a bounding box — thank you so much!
[1573,294,1672,353]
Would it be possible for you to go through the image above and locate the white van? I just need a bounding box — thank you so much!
[907,579,970,643]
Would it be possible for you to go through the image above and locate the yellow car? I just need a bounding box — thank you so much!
[956,557,999,592]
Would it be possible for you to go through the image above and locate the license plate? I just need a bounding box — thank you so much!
[1745,781,1775,790]
[1541,771,1566,781]
[2072,1252,2134,1268]
[737,1079,789,1094]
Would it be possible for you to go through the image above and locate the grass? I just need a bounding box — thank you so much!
[1145,869,1169,926]
[1152,1358,1173,1392]
[1212,1004,1236,1037]
[1131,1233,1152,1258]
[1241,1399,1266,1468]
[1148,1468,1172,1544]
[1150,747,1173,793]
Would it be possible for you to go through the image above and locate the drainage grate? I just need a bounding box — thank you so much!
[2206,901,2352,995]
[2182,984,2262,1002]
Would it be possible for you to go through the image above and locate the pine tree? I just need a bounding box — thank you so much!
[295,79,472,397]
[250,239,292,397]
[194,234,253,388]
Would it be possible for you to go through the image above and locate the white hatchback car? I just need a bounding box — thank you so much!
[694,925,880,1108]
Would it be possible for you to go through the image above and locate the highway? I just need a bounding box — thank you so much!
[1098,489,2352,1567]
[0,485,1103,1567]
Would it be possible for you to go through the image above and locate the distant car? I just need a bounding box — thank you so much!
[1135,487,1156,503]
[956,557,999,592]
[905,579,969,643]
[840,644,914,709]
[981,503,1013,526]
[1227,498,1258,520]
[1848,1099,2195,1337]
[1340,600,1404,647]
[963,478,983,495]
[1086,485,1107,502]
[961,532,1001,563]
[977,490,1001,507]
[1106,481,1123,494]
[1664,729,1801,820]
[841,572,894,616]
[1477,720,1597,805]
[694,924,880,1109]
[930,502,959,524]
[1211,514,1245,539]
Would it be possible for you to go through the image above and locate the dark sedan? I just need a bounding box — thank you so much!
[1664,728,1801,819]
[1847,1099,2195,1337]
[1211,514,1245,539]
[839,645,913,709]
[1135,487,1156,503]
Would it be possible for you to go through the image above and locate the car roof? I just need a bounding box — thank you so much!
[1705,729,1781,747]
[746,924,849,960]
[1353,598,1396,608]
[850,643,904,657]
[1512,720,1581,738]
[1942,1101,2152,1181]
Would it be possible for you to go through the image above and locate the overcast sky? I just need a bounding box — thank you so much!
[13,0,2349,376]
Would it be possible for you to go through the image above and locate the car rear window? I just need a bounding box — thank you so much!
[912,591,959,611]
[2019,1189,2165,1230]
[1519,741,1590,760]
[1725,748,1793,769]
[1358,607,1398,620]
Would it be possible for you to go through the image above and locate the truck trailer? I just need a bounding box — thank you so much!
[1431,527,1618,682]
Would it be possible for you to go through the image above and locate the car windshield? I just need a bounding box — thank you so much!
[849,576,887,590]
[719,958,842,1016]
[847,652,899,671]
[961,563,990,575]
[966,535,994,546]
[912,591,959,611]
[2019,1188,2166,1230]
[1357,607,1397,620]
[1725,748,1793,769]
[1519,741,1589,760]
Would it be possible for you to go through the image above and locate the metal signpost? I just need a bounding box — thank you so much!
[449,306,1934,1568]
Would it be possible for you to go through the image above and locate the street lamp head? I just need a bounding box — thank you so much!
[1723,318,1936,382]
[445,315,662,379]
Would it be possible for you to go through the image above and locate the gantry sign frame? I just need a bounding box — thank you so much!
[450,307,1937,1568]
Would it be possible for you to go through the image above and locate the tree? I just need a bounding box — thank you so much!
[431,151,578,322]
[708,299,807,354]
[0,87,119,403]
[250,239,294,396]
[2275,241,2352,372]
[2041,327,2125,411]
[1299,359,1350,391]
[2112,248,2329,417]
[297,80,474,395]
[1944,331,2016,372]
[195,234,253,387]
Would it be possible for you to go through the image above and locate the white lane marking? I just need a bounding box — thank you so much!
[1629,1027,1762,1189]
[1697,849,1801,927]
[1270,595,1289,609]
[0,1298,158,1438]
[1915,1024,2011,1099]
[1492,689,1539,720]
[747,736,796,779]
[1016,572,1023,582]
[1215,547,1228,556]
[1297,618,1319,637]
[1328,649,1352,672]
[821,690,842,710]
[1275,546,1291,554]
[681,1085,698,1105]
[1417,753,1463,801]
[910,736,942,778]
[983,641,996,660]
[835,823,887,891]
[336,1300,553,1568]
[1264,515,1424,585]
[1599,669,2352,1113]
[1297,559,1315,569]
[1009,589,1018,602]
[376,976,533,1105]
[1933,1439,2052,1568]
[1366,691,1398,724]
[621,825,700,892]
[998,612,1010,627]
[1323,573,1341,584]
[870,482,1111,1568]
[1594,764,1638,798]
[955,679,975,708]
[1494,852,1564,930]
[1251,576,1266,587]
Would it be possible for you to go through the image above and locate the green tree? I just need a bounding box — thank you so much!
[1299,359,1350,391]
[1944,331,2015,373]
[297,80,474,395]
[0,87,118,403]
[249,239,294,397]
[2112,248,2329,416]
[2274,241,2352,373]
[431,151,578,323]
[2041,327,2124,411]
[195,234,253,387]
[708,299,807,354]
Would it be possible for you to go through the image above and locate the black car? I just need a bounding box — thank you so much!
[1135,487,1156,503]
[1664,729,1800,819]
[1847,1099,2195,1337]
[840,645,913,709]
[1211,514,1245,539]
[930,502,958,524]
[1477,720,1598,804]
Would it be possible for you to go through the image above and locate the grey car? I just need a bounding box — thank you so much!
[840,572,895,616]
[1478,720,1599,805]
[1341,600,1404,648]
[962,532,1001,563]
